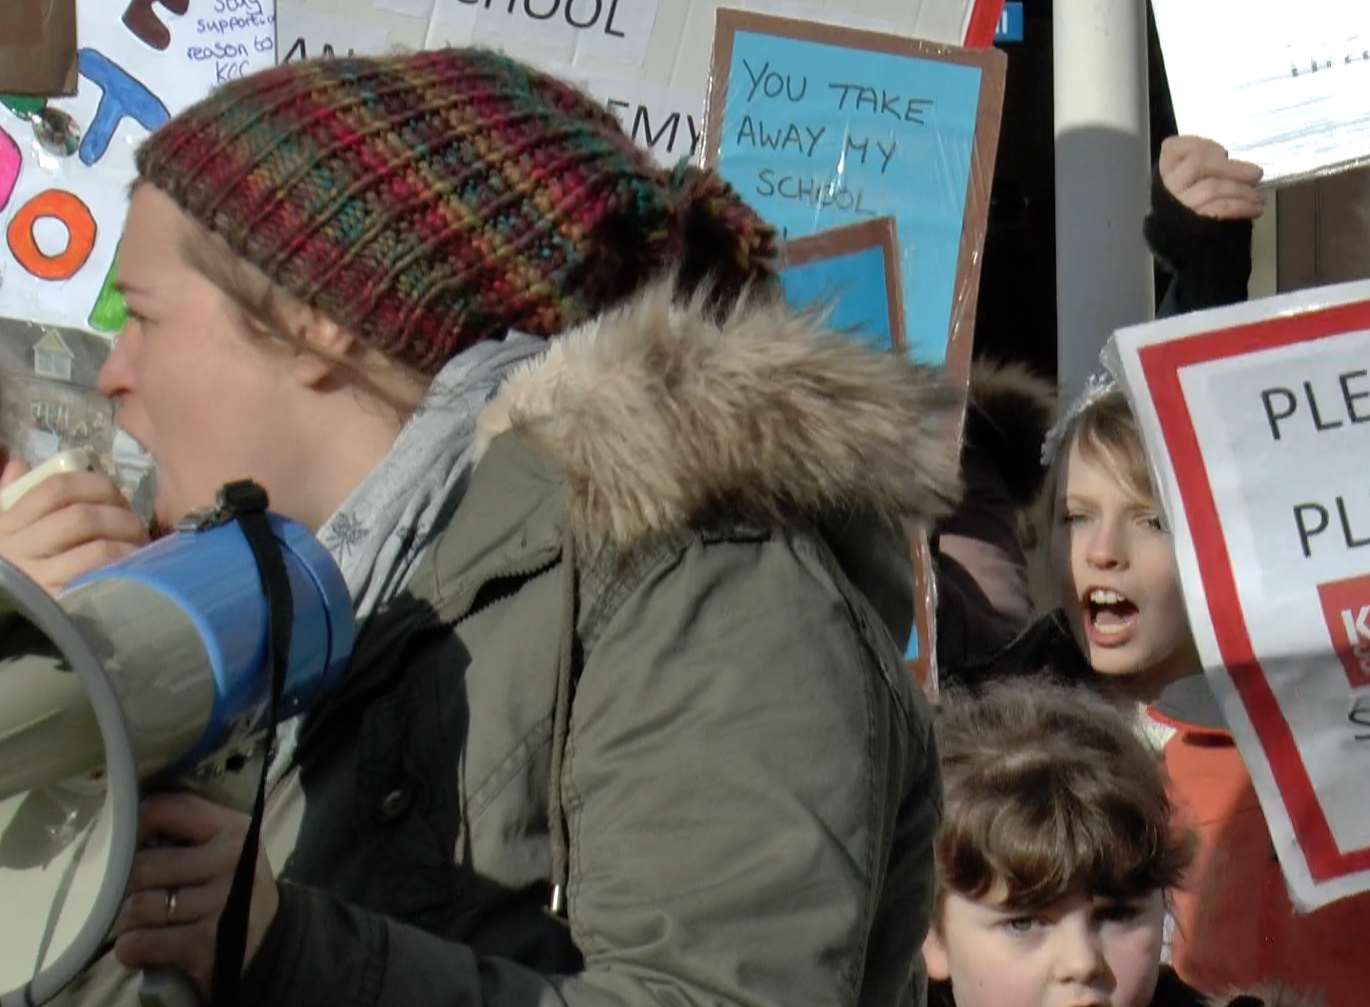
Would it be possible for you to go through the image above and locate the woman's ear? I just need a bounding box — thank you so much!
[922,925,952,981]
[288,306,355,388]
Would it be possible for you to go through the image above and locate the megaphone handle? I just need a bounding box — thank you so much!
[137,968,200,1007]
[131,768,258,1007]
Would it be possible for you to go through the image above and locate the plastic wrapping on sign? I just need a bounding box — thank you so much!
[703,9,1006,674]
[0,316,157,529]
[1268,152,1370,192]
[703,10,1004,378]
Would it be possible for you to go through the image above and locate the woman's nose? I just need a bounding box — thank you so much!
[1085,519,1127,570]
[97,331,133,400]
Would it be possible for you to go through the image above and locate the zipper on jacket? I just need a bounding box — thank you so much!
[289,546,562,773]
[450,547,562,627]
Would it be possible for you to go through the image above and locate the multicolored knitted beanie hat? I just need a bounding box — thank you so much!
[137,48,775,374]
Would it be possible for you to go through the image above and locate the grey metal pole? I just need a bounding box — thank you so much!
[1053,0,1154,399]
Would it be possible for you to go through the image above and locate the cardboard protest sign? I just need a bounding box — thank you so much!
[0,0,78,97]
[777,215,938,681]
[703,10,1004,368]
[279,4,389,61]
[1151,0,1370,184]
[774,211,964,681]
[425,0,662,70]
[779,216,905,351]
[276,0,988,169]
[962,0,1008,48]
[0,1,274,499]
[0,1,277,338]
[1111,279,1370,909]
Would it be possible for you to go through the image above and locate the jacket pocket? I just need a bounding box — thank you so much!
[315,659,465,929]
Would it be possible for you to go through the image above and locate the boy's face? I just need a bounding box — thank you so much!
[1050,439,1193,697]
[923,884,1165,1007]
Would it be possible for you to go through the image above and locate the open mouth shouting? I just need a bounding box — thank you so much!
[1083,587,1139,647]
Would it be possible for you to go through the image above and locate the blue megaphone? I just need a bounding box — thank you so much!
[0,482,354,1006]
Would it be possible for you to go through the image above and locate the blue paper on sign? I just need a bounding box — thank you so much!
[716,31,982,363]
[780,245,894,350]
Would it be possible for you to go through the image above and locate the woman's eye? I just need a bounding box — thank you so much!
[1060,511,1086,526]
[1002,916,1039,934]
[1139,514,1168,532]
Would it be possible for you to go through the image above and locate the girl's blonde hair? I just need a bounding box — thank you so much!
[1041,386,1153,515]
[1026,386,1157,584]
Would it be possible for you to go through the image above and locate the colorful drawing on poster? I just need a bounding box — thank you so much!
[0,3,276,338]
[30,106,82,157]
[76,49,170,166]
[0,125,19,211]
[704,10,1004,370]
[7,190,98,281]
[123,0,192,51]
[965,0,1009,47]
[779,216,904,352]
[88,251,128,333]
[0,96,45,118]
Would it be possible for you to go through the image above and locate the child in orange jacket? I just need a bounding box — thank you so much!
[974,381,1366,1005]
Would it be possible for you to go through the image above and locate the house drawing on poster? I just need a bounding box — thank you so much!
[34,329,75,381]
[0,321,112,448]
[30,329,79,428]
[0,319,155,516]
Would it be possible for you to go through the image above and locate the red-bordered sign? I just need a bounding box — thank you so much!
[1137,298,1370,884]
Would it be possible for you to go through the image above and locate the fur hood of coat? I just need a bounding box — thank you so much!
[964,359,1056,508]
[476,279,964,551]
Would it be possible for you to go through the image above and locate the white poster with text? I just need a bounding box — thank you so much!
[1111,279,1370,910]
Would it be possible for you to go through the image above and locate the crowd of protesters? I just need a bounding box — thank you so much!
[0,45,1361,1007]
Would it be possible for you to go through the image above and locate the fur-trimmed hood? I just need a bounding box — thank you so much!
[964,359,1056,508]
[476,280,963,550]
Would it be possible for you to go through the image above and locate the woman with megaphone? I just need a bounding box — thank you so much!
[65,48,961,1007]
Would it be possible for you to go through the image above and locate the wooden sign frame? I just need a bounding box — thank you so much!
[780,215,907,350]
[703,7,1004,394]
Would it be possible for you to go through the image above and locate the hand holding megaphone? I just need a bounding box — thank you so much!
[0,481,354,1007]
[108,793,279,1001]
[0,449,149,595]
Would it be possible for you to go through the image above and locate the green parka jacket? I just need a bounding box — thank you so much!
[77,283,962,1006]
[245,284,962,1006]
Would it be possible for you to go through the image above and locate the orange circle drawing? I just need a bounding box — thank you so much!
[6,188,97,280]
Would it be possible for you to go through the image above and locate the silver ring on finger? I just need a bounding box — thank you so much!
[165,887,178,925]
